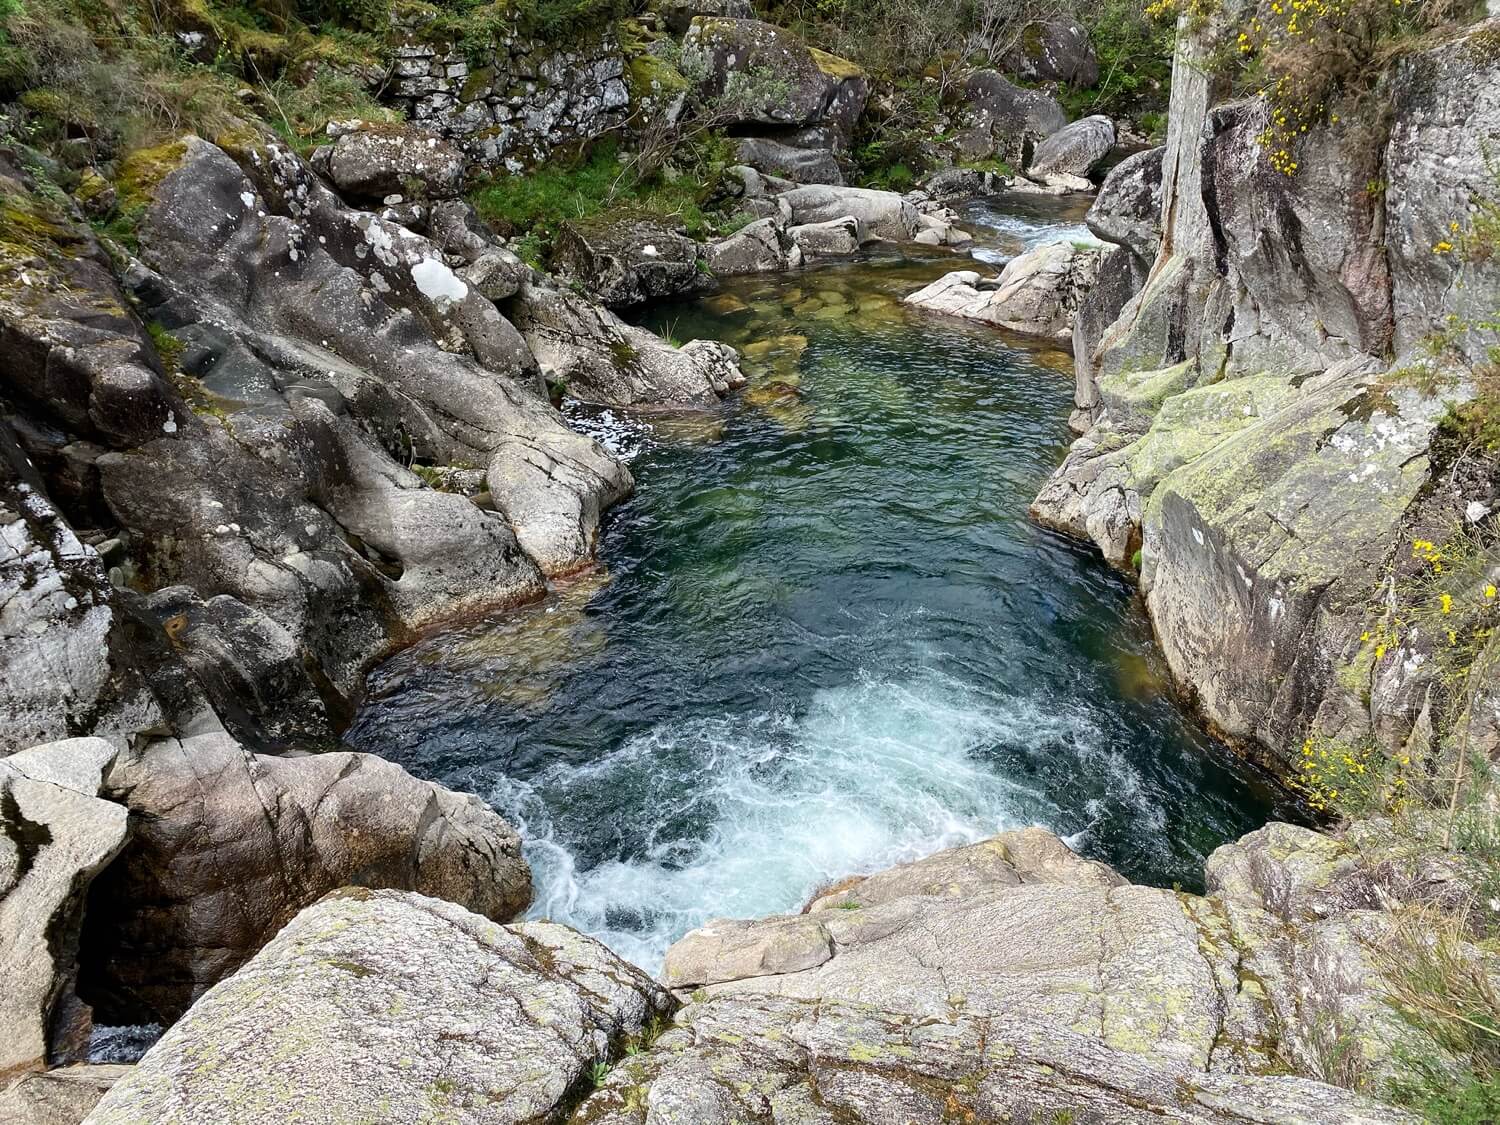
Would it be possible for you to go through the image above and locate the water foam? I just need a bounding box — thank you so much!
[488,667,1086,972]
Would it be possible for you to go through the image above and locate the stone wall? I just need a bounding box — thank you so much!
[388,33,631,171]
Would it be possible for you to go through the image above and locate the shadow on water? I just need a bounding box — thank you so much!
[347,207,1297,972]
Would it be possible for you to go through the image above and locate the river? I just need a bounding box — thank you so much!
[346,194,1294,972]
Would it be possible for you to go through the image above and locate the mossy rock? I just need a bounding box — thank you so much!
[808,46,863,81]
[115,141,190,216]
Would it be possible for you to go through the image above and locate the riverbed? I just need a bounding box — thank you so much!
[347,195,1293,971]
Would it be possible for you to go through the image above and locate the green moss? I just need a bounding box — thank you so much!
[115,141,189,215]
[808,45,863,81]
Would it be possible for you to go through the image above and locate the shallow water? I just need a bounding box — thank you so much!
[348,197,1294,972]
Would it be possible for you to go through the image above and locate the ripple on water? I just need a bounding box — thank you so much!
[349,244,1294,974]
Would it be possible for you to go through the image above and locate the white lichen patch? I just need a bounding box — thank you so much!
[411,257,468,303]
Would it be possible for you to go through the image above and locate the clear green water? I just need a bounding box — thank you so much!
[349,201,1294,971]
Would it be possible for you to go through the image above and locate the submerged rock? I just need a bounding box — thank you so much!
[84,890,671,1125]
[79,729,531,1025]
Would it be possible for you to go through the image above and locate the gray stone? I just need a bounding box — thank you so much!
[0,1064,130,1125]
[1087,145,1164,262]
[1,739,127,1076]
[1002,19,1100,87]
[706,217,794,274]
[950,69,1066,166]
[787,216,859,258]
[84,890,671,1125]
[552,217,708,307]
[78,728,531,1025]
[904,243,1102,339]
[1029,114,1116,183]
[325,124,466,200]
[779,184,919,242]
[682,17,868,138]
[733,137,843,185]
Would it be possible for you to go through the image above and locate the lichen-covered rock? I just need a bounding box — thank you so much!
[664,830,1240,1075]
[949,69,1066,165]
[552,217,709,307]
[508,280,744,408]
[1140,360,1448,764]
[574,994,1411,1124]
[0,1064,130,1125]
[1002,19,1100,87]
[83,890,671,1125]
[323,124,466,201]
[905,242,1102,339]
[1384,20,1500,366]
[0,739,127,1078]
[1028,114,1116,184]
[78,729,531,1025]
[682,17,868,138]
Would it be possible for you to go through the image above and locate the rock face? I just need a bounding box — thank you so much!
[950,69,1067,165]
[552,217,709,307]
[321,123,466,200]
[1002,19,1100,87]
[1033,14,1500,779]
[706,216,798,274]
[385,32,631,170]
[84,889,672,1125]
[624,830,1417,1124]
[1028,114,1116,184]
[1,739,127,1079]
[905,243,1102,339]
[682,17,868,138]
[78,729,531,1025]
[0,1064,129,1125]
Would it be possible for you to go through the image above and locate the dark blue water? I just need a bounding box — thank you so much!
[348,206,1292,970]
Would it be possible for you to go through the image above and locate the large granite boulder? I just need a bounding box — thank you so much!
[904,243,1102,339]
[78,729,532,1025]
[552,217,709,307]
[778,183,919,242]
[1087,145,1164,263]
[84,889,672,1124]
[949,69,1067,165]
[682,17,868,138]
[133,135,632,582]
[507,280,745,408]
[0,739,127,1077]
[1028,114,1116,184]
[642,829,1420,1123]
[1002,19,1100,87]
[321,123,466,201]
[733,136,843,184]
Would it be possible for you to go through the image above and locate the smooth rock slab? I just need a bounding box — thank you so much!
[1,739,127,1078]
[79,729,532,1025]
[904,242,1101,339]
[83,890,672,1125]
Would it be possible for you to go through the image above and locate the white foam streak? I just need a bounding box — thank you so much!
[490,668,1083,973]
